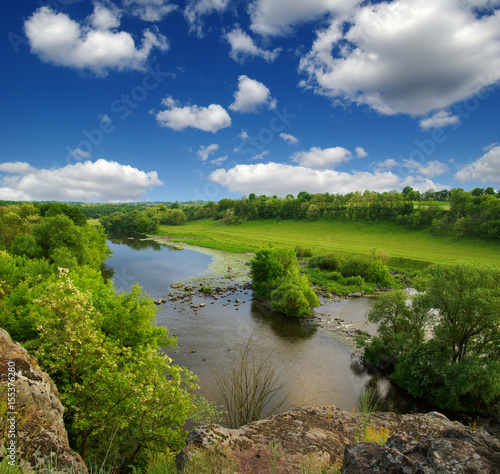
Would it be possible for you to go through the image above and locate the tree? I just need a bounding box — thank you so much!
[359,290,430,368]
[251,247,319,317]
[388,262,500,411]
[32,269,198,470]
[416,262,500,364]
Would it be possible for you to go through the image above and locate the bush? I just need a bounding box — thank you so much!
[294,245,312,258]
[251,247,298,299]
[345,275,365,287]
[308,253,342,270]
[367,260,395,286]
[270,276,320,318]
[340,256,372,279]
[329,271,343,281]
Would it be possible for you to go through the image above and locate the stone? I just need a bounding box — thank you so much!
[177,407,500,473]
[0,329,87,473]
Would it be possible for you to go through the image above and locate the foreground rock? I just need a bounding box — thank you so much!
[177,406,500,473]
[0,329,87,473]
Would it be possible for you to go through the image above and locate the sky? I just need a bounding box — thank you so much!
[0,0,499,203]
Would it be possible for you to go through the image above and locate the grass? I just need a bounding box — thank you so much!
[157,219,500,271]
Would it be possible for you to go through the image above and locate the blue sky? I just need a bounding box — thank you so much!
[1,0,499,202]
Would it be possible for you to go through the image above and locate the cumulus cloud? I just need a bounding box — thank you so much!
[197,143,219,161]
[0,162,38,174]
[249,0,360,35]
[419,111,461,130]
[455,146,500,185]
[291,146,352,169]
[123,0,177,22]
[226,28,281,63]
[184,0,230,36]
[299,0,500,115]
[280,133,298,145]
[156,96,231,132]
[229,75,277,113]
[355,146,368,158]
[24,5,169,75]
[403,159,448,178]
[91,3,121,29]
[210,161,422,196]
[0,159,163,202]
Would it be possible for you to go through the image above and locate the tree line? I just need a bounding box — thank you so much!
[95,187,500,240]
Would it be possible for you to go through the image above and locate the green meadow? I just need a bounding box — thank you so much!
[157,219,500,271]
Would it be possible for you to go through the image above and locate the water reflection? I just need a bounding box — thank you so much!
[250,301,317,342]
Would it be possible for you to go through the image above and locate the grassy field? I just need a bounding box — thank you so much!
[157,219,500,270]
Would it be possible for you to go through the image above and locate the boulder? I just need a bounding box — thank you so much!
[0,329,87,473]
[177,407,500,473]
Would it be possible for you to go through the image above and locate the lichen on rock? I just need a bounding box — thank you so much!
[177,406,500,473]
[0,328,87,473]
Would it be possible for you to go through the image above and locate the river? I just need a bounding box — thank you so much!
[107,235,432,421]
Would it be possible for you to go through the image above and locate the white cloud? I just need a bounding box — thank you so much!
[123,0,177,22]
[184,0,230,36]
[210,161,427,196]
[226,28,281,63]
[210,155,228,165]
[280,133,298,145]
[403,159,448,178]
[249,0,360,36]
[91,3,121,30]
[0,159,163,202]
[376,158,398,170]
[355,146,368,158]
[0,162,38,175]
[419,111,461,130]
[291,146,352,169]
[455,146,500,185]
[197,143,219,161]
[299,0,500,115]
[239,130,249,140]
[24,6,168,75]
[229,75,277,113]
[156,97,231,132]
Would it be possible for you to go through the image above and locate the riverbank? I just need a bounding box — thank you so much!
[149,235,254,287]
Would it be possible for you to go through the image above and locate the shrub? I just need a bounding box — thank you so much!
[308,253,342,270]
[367,260,395,286]
[345,275,365,287]
[329,271,343,281]
[294,245,312,258]
[251,247,298,299]
[340,256,372,279]
[270,276,320,318]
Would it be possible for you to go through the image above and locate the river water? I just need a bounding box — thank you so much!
[107,236,432,421]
